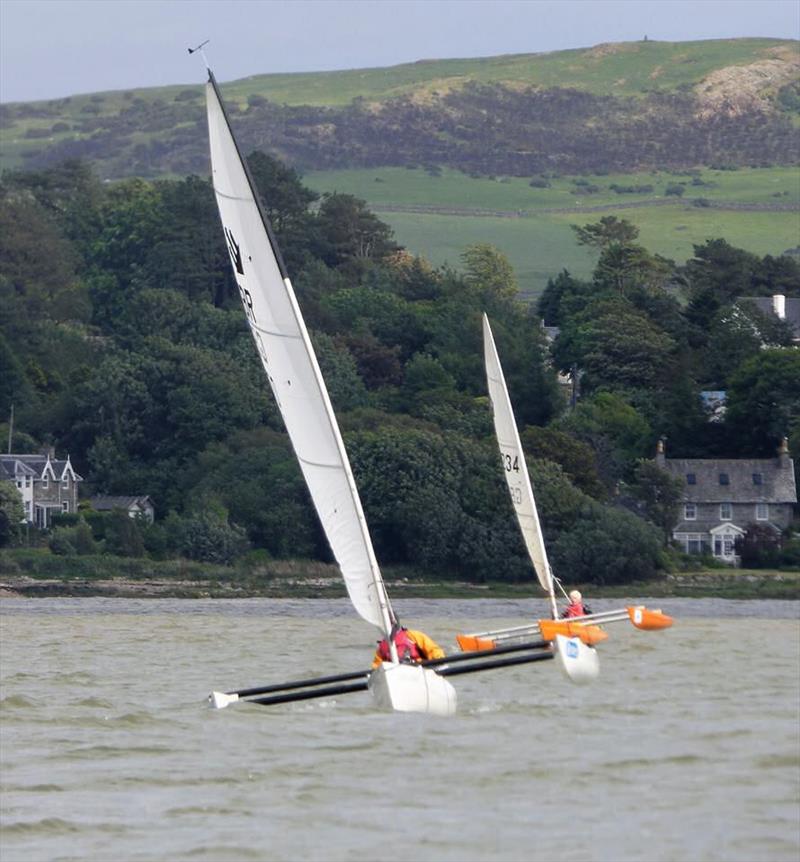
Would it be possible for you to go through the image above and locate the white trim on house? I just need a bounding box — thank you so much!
[709,523,746,564]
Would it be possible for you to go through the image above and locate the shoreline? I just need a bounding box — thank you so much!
[1,571,798,601]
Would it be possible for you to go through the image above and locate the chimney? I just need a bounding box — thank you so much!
[777,436,790,468]
[772,294,786,320]
[655,437,666,466]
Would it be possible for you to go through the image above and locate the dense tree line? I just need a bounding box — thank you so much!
[6,81,798,181]
[1,160,798,577]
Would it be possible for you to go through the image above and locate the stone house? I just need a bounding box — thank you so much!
[0,451,83,528]
[89,495,155,523]
[655,439,797,564]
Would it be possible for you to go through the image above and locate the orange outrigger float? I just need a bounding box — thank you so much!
[457,605,673,652]
[457,316,673,677]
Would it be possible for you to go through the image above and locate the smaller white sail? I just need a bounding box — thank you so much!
[483,314,557,618]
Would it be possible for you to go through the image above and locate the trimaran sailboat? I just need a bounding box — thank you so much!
[455,315,672,673]
[202,66,559,715]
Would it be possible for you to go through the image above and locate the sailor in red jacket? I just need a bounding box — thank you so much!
[561,589,592,619]
[372,625,446,668]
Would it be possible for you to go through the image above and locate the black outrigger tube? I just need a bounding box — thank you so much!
[231,638,554,707]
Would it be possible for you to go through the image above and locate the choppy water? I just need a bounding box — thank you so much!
[1,597,798,862]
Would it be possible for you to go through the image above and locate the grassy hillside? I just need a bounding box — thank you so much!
[305,165,800,296]
[218,38,796,105]
[1,38,797,178]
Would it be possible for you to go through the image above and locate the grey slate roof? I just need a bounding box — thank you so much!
[90,495,153,511]
[0,454,82,481]
[661,457,797,504]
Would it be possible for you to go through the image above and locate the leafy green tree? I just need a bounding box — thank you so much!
[554,296,676,393]
[559,392,652,487]
[519,426,606,499]
[402,353,456,400]
[536,270,589,327]
[571,216,639,250]
[736,524,783,569]
[141,175,233,306]
[0,482,24,547]
[177,507,250,564]
[594,243,673,294]
[104,511,146,557]
[461,243,519,311]
[627,460,684,546]
[0,195,89,323]
[0,333,30,417]
[247,151,319,272]
[178,428,319,559]
[684,239,761,331]
[725,349,800,456]
[315,193,398,272]
[312,331,369,412]
[551,503,664,585]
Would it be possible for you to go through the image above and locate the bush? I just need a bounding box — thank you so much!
[550,502,664,585]
[177,512,250,565]
[49,529,76,556]
[736,524,783,568]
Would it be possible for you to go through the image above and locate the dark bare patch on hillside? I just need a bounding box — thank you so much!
[9,81,797,181]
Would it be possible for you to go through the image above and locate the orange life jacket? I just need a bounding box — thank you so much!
[376,628,422,663]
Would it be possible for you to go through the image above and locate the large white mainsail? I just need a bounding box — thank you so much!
[482,313,558,619]
[205,70,394,636]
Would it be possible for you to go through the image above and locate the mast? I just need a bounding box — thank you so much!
[204,68,396,641]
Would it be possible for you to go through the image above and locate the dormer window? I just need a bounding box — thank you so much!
[62,476,69,489]
[686,473,696,485]
[752,473,762,486]
[719,473,729,485]
[42,475,49,489]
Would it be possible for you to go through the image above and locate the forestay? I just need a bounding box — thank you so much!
[206,72,393,634]
[482,314,558,618]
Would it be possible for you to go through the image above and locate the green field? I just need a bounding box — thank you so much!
[305,166,800,297]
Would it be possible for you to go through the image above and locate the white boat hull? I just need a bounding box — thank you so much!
[369,663,457,716]
[554,634,600,684]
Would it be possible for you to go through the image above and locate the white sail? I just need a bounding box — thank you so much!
[482,314,557,617]
[205,72,393,634]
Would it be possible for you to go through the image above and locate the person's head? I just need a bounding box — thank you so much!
[569,589,582,603]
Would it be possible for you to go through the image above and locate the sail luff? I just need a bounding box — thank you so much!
[205,70,395,635]
[482,314,558,618]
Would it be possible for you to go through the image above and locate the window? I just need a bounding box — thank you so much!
[24,476,30,488]
[686,473,696,485]
[61,501,70,512]
[720,502,732,520]
[756,503,768,521]
[62,476,69,489]
[719,473,729,485]
[42,475,49,489]
[723,538,734,556]
[16,480,21,489]
[752,473,763,486]
[687,536,703,554]
[685,503,697,520]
